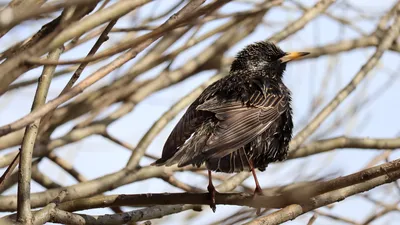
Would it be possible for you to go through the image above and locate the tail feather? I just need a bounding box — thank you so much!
[156,123,213,168]
[172,133,209,167]
[151,158,168,166]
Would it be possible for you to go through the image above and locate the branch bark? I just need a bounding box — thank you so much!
[17,47,63,224]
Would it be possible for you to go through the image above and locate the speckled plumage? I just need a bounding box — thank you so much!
[153,42,308,175]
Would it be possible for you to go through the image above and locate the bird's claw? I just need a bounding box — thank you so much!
[207,184,218,212]
[253,186,263,216]
[254,186,263,196]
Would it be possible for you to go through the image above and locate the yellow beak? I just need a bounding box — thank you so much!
[279,52,309,63]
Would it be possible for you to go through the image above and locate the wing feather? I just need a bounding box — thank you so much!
[152,100,213,165]
[196,94,287,160]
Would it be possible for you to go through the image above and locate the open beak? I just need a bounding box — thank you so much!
[279,52,309,63]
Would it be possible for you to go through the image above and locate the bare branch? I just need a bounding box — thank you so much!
[17,46,63,224]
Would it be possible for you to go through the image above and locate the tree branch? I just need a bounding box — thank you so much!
[17,46,63,224]
[290,136,400,159]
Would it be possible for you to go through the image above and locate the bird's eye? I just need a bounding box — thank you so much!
[266,56,272,61]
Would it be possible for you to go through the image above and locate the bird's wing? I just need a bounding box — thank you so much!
[196,92,288,159]
[152,99,214,165]
[153,78,223,166]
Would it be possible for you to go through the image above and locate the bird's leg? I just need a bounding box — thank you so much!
[248,160,263,216]
[248,160,263,195]
[207,170,218,212]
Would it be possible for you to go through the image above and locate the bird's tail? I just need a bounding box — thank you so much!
[157,123,214,168]
[150,158,168,166]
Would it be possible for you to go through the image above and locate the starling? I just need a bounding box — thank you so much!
[152,41,309,211]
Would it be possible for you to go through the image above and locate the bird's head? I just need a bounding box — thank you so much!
[230,41,309,80]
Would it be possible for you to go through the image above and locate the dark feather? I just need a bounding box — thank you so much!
[205,147,251,173]
[152,101,213,165]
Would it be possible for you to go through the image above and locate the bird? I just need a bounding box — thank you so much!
[152,41,309,211]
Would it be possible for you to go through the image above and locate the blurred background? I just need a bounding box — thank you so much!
[0,0,400,224]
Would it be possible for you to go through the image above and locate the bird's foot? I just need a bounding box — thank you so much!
[253,186,263,216]
[207,184,218,213]
[254,185,263,196]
